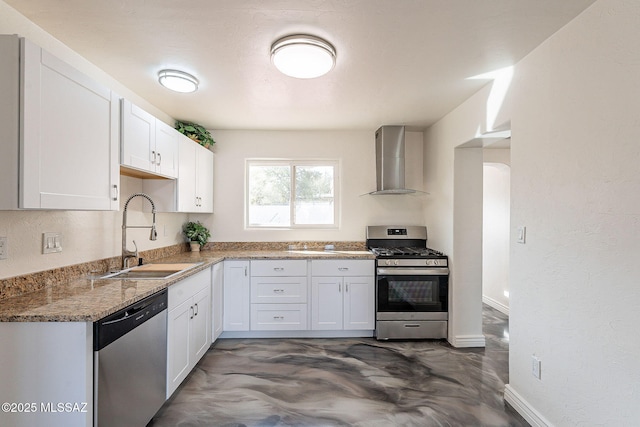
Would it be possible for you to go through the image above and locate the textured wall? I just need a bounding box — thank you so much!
[0,176,189,279]
[482,153,511,314]
[206,129,426,242]
[425,0,640,424]
[507,0,640,424]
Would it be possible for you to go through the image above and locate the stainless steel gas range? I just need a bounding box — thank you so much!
[366,225,449,340]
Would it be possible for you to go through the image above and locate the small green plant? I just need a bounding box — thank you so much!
[183,221,211,246]
[175,120,215,147]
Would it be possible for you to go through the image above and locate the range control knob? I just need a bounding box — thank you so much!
[385,260,391,266]
[394,260,399,266]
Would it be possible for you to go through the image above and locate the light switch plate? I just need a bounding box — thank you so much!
[517,226,526,244]
[43,232,63,254]
[0,237,7,260]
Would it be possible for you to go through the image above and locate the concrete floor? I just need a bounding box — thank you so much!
[150,305,527,426]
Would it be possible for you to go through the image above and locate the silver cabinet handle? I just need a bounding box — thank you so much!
[190,306,194,319]
[338,267,349,271]
[338,284,341,292]
[244,267,248,276]
[273,267,284,271]
[273,316,284,320]
[151,150,157,164]
[112,185,119,201]
[157,152,162,166]
[273,289,284,293]
[194,303,199,316]
[346,283,349,292]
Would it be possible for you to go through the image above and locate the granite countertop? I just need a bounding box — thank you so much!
[0,249,374,323]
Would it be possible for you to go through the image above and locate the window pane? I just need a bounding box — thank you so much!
[248,165,291,226]
[294,166,334,225]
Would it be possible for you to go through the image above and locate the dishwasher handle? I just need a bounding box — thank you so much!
[94,289,167,351]
[101,296,158,326]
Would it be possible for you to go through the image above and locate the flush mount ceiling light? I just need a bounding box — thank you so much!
[270,34,336,79]
[158,69,199,93]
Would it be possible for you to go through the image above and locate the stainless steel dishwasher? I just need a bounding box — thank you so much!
[94,289,168,427]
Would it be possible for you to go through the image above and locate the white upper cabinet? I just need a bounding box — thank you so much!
[177,135,214,213]
[0,35,120,210]
[142,134,214,213]
[154,120,179,178]
[121,99,178,179]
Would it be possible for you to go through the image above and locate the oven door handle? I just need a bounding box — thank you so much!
[377,268,449,275]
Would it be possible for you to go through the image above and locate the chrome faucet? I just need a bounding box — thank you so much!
[122,193,158,269]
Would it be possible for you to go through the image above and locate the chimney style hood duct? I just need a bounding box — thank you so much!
[368,125,418,195]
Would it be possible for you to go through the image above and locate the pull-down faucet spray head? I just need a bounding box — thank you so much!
[150,206,158,240]
[122,193,158,269]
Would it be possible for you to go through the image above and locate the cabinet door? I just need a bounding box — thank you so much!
[196,144,214,212]
[211,262,224,341]
[21,40,119,210]
[223,261,250,331]
[177,136,198,212]
[167,298,191,398]
[120,98,154,172]
[154,120,179,178]
[190,286,211,363]
[344,276,375,330]
[311,277,343,330]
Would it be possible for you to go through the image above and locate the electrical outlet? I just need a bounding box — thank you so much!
[0,236,7,260]
[43,232,63,254]
[532,355,541,379]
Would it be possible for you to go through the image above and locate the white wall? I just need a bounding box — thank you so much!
[205,129,425,242]
[482,156,510,314]
[0,1,187,279]
[425,0,640,424]
[0,176,188,279]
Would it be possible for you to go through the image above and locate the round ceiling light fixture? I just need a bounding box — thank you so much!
[158,69,199,93]
[270,34,336,79]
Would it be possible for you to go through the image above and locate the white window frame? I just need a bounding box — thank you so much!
[245,159,340,229]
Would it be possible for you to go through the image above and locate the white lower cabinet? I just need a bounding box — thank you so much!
[167,268,212,398]
[211,262,224,341]
[311,260,375,331]
[223,260,250,331]
[221,259,375,336]
[250,260,308,331]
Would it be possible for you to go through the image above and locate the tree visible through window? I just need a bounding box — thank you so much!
[247,160,338,228]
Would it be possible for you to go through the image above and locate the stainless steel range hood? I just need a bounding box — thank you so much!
[368,125,419,195]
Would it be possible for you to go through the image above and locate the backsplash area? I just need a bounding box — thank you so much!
[0,243,188,301]
[0,241,367,300]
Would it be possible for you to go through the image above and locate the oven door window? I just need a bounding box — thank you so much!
[377,275,447,312]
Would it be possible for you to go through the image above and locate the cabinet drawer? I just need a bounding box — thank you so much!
[311,260,374,277]
[168,269,211,310]
[250,277,308,304]
[251,260,307,276]
[250,304,308,330]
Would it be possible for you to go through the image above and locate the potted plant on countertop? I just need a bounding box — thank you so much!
[183,221,211,252]
[175,120,215,149]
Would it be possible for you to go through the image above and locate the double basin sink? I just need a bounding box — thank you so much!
[100,262,204,280]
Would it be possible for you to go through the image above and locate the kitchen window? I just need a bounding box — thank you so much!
[246,160,339,228]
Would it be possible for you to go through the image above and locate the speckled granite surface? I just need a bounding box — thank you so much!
[0,242,373,323]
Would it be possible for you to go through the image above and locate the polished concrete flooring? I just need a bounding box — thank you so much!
[150,306,528,426]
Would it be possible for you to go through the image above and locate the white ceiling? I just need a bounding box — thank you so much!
[6,0,596,131]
